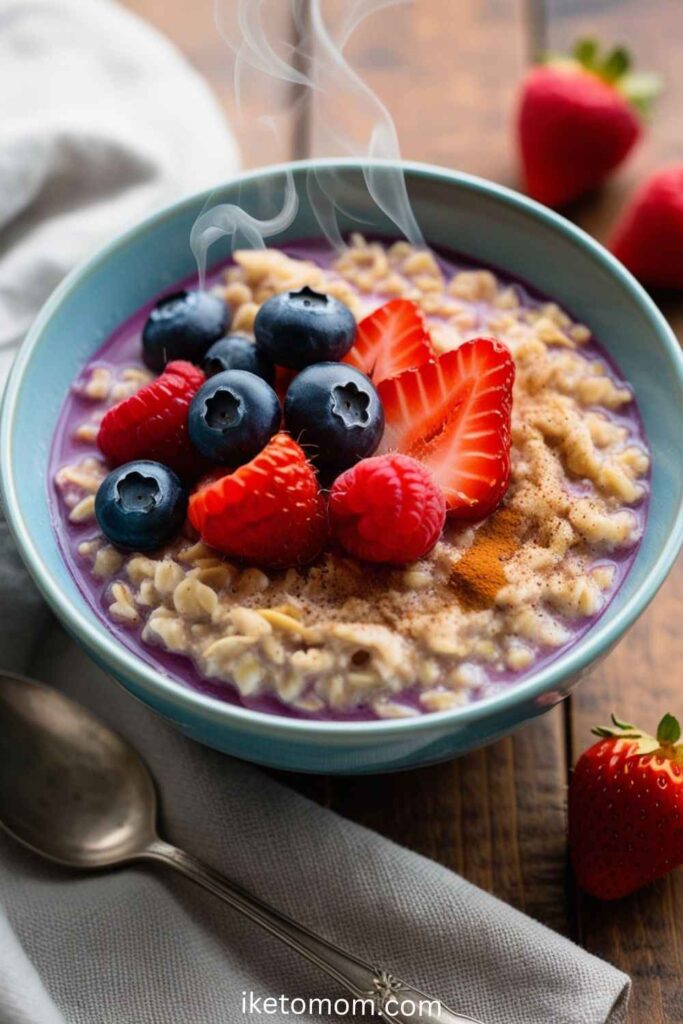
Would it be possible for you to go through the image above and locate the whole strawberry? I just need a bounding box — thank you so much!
[518,39,660,208]
[609,165,683,289]
[569,713,683,900]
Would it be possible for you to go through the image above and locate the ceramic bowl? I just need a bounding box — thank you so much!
[2,159,682,773]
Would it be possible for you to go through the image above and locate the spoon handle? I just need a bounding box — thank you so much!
[142,839,485,1024]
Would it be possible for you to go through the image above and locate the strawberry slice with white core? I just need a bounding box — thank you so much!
[344,298,434,384]
[377,337,515,519]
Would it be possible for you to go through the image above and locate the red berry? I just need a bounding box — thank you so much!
[517,41,659,208]
[344,299,434,384]
[377,337,514,520]
[609,165,683,289]
[569,713,683,900]
[274,364,298,404]
[329,454,446,565]
[98,361,204,474]
[188,432,327,568]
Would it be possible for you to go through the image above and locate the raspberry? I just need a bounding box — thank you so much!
[329,453,446,564]
[188,433,327,568]
[97,361,204,475]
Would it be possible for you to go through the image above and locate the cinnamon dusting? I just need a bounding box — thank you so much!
[450,508,526,611]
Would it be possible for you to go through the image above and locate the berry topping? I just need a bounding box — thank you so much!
[142,289,229,372]
[569,713,683,900]
[95,460,187,552]
[377,337,514,519]
[609,164,683,289]
[188,370,281,467]
[284,362,384,476]
[344,299,434,384]
[203,334,275,386]
[274,365,298,405]
[518,39,660,208]
[254,286,356,369]
[97,360,204,475]
[188,433,327,568]
[329,454,446,565]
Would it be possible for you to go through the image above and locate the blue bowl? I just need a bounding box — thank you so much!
[2,159,682,773]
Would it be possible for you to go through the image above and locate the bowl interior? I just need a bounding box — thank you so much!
[3,160,683,736]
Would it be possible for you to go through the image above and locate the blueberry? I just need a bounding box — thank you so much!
[284,362,384,474]
[188,369,281,466]
[254,286,356,369]
[203,334,275,386]
[142,289,229,372]
[95,461,187,552]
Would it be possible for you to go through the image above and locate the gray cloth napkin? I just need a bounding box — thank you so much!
[0,2,631,1022]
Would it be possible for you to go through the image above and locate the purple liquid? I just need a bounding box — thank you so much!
[48,239,650,720]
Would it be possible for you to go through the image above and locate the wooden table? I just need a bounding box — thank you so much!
[123,3,683,1019]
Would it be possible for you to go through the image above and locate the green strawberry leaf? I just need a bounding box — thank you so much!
[573,38,599,70]
[590,712,681,756]
[656,713,681,746]
[556,38,663,118]
[592,713,640,739]
[592,726,642,739]
[601,46,631,82]
[611,713,636,730]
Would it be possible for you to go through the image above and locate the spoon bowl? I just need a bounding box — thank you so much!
[0,672,156,867]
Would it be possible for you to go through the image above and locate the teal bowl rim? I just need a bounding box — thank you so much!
[2,157,682,744]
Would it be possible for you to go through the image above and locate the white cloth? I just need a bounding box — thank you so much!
[0,2,631,1022]
[0,0,238,377]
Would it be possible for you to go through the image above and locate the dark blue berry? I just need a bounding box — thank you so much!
[254,286,356,370]
[284,362,384,474]
[188,370,281,466]
[203,334,275,386]
[142,289,229,372]
[95,461,187,551]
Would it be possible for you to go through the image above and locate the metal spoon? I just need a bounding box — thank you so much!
[0,672,486,1024]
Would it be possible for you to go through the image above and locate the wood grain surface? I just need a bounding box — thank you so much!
[121,2,683,1019]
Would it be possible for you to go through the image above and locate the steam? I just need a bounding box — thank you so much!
[190,164,299,289]
[304,0,423,249]
[191,0,424,283]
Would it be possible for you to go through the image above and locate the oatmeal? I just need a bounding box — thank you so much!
[50,236,649,720]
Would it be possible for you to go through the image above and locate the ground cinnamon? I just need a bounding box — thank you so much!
[450,507,525,612]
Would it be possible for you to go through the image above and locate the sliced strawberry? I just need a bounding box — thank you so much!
[188,433,327,568]
[377,337,515,519]
[344,299,433,384]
